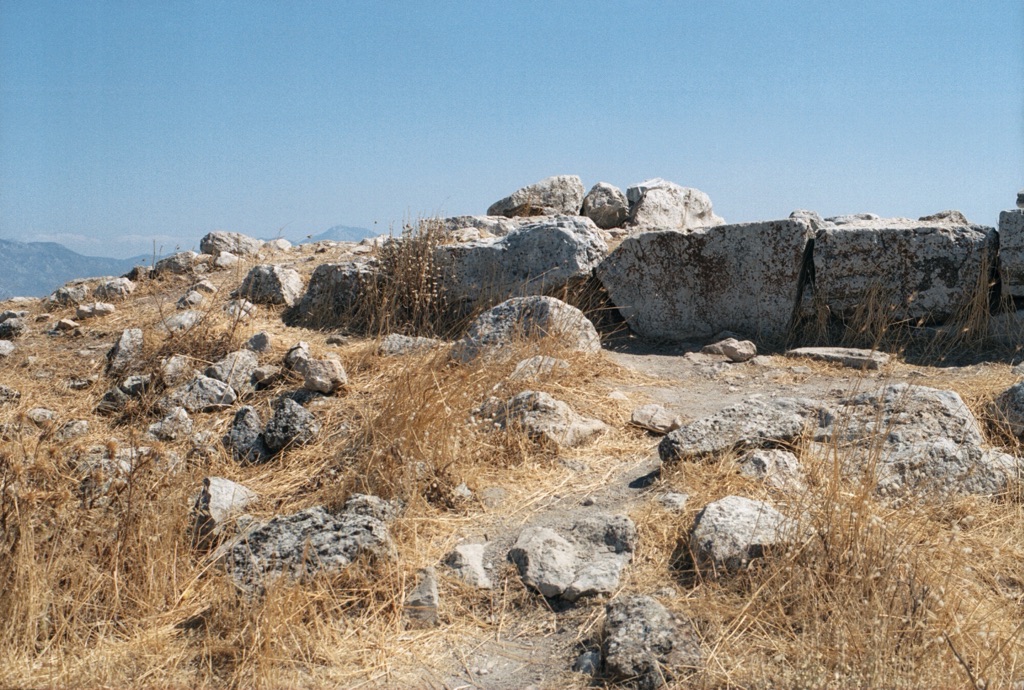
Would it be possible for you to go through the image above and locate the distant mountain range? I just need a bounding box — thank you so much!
[0,239,149,299]
[292,225,376,244]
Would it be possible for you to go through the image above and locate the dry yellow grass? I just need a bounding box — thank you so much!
[1,232,1023,689]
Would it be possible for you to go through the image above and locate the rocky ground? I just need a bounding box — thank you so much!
[1,219,1023,689]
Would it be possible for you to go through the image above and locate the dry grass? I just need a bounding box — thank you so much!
[1,241,1023,689]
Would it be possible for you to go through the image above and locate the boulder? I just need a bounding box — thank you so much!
[659,396,833,462]
[106,328,144,376]
[191,476,257,549]
[487,175,585,218]
[508,514,636,601]
[205,350,259,393]
[288,261,377,328]
[784,346,890,370]
[598,219,815,343]
[441,215,524,237]
[813,217,996,323]
[154,251,200,276]
[227,506,394,588]
[487,391,606,447]
[199,231,263,257]
[999,210,1024,299]
[453,296,601,362]
[626,179,724,230]
[236,265,304,307]
[582,182,629,229]
[262,398,320,453]
[94,277,135,300]
[603,595,703,689]
[48,283,90,307]
[435,216,607,308]
[284,341,312,370]
[689,496,792,575]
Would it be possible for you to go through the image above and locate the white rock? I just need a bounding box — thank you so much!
[689,496,792,575]
[630,404,682,434]
[302,357,348,394]
[702,338,757,362]
[487,175,585,218]
[199,231,263,257]
[627,179,724,230]
[191,476,257,548]
[445,543,493,589]
[236,264,304,307]
[582,182,629,229]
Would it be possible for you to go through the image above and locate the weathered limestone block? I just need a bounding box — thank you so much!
[436,216,607,307]
[999,209,1024,299]
[627,179,724,230]
[598,219,814,343]
[813,218,996,323]
[487,175,585,218]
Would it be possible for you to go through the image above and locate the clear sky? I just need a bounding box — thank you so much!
[1,0,1022,258]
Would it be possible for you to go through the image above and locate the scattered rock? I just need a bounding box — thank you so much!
[76,302,116,319]
[284,341,312,371]
[0,317,26,339]
[630,404,682,434]
[245,331,272,353]
[26,407,56,426]
[508,514,636,601]
[445,543,493,589]
[160,354,197,387]
[689,495,792,575]
[603,595,703,689]
[166,375,237,413]
[487,175,585,217]
[785,346,890,370]
[487,391,606,447]
[582,181,629,229]
[160,310,202,333]
[265,238,291,251]
[378,333,443,357]
[227,506,394,587]
[224,406,269,463]
[54,419,89,441]
[262,398,320,453]
[214,251,239,269]
[598,219,814,343]
[147,406,193,441]
[205,349,259,394]
[0,340,14,358]
[154,251,200,276]
[200,231,263,257]
[572,649,601,677]
[701,338,757,362]
[236,264,304,307]
[302,357,348,394]
[251,364,282,389]
[288,261,377,329]
[736,449,806,491]
[192,279,218,294]
[0,385,20,404]
[176,290,204,309]
[48,283,90,307]
[627,178,724,230]
[453,296,601,362]
[191,476,257,549]
[509,355,569,381]
[106,328,144,376]
[404,567,439,627]
[94,277,135,300]
[659,396,833,461]
[53,318,79,332]
[659,492,689,511]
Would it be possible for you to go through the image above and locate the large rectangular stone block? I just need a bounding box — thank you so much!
[596,219,814,343]
[813,219,996,323]
[999,209,1024,299]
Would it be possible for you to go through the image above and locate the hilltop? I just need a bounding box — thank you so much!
[1,177,1023,689]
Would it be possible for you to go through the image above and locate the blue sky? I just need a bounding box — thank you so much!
[1,0,1021,257]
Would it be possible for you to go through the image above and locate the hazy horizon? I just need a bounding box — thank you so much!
[2,1,1022,258]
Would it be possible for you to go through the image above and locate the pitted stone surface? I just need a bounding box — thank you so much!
[598,219,814,343]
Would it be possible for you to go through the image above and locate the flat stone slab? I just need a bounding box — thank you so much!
[785,346,890,370]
